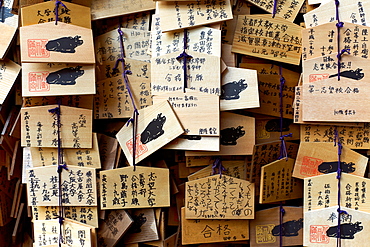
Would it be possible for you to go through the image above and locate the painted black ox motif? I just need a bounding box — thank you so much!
[127,213,147,233]
[318,161,356,174]
[329,68,364,80]
[326,221,363,239]
[265,118,291,132]
[220,79,248,100]
[46,66,84,85]
[141,113,166,144]
[272,218,303,237]
[220,126,245,146]
[46,35,83,53]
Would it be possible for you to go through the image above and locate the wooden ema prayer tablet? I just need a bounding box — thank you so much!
[302,22,370,61]
[123,209,159,244]
[94,75,152,119]
[220,67,259,111]
[302,53,370,84]
[21,105,93,148]
[255,117,299,144]
[181,207,249,244]
[20,0,92,8]
[186,112,255,156]
[21,1,92,28]
[0,23,17,60]
[22,147,33,183]
[246,0,304,22]
[301,80,370,122]
[188,160,246,181]
[185,174,254,219]
[116,101,184,166]
[94,28,151,65]
[151,51,220,96]
[260,158,303,204]
[90,0,155,21]
[100,166,170,210]
[0,59,21,105]
[304,206,370,246]
[152,18,222,58]
[249,206,303,247]
[97,210,133,247]
[246,73,298,119]
[2,0,18,28]
[20,22,95,63]
[23,95,93,109]
[30,133,101,169]
[153,91,219,136]
[157,0,233,32]
[293,142,368,179]
[232,15,303,66]
[22,63,95,97]
[27,165,97,207]
[163,135,220,151]
[304,173,370,213]
[33,219,92,247]
[32,206,99,228]
[303,0,370,27]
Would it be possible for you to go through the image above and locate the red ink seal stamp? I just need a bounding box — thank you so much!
[310,225,330,244]
[300,156,323,176]
[27,39,50,58]
[309,74,329,82]
[28,72,50,92]
[126,134,148,158]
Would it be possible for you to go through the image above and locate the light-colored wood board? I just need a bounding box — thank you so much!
[100,166,170,210]
[21,63,95,97]
[0,59,21,105]
[90,0,155,21]
[152,17,221,58]
[32,206,99,228]
[163,135,220,151]
[293,142,368,179]
[20,22,95,63]
[116,101,184,166]
[22,147,33,184]
[300,124,370,149]
[97,210,133,247]
[94,28,151,64]
[220,67,259,111]
[94,75,152,119]
[302,22,370,61]
[260,158,303,204]
[255,117,300,144]
[33,219,92,247]
[304,206,370,246]
[188,160,246,181]
[185,174,254,219]
[20,0,91,8]
[221,44,236,67]
[157,0,233,32]
[302,80,370,122]
[21,1,91,28]
[2,0,18,28]
[153,91,219,136]
[0,23,17,60]
[22,95,93,109]
[250,206,303,247]
[303,0,370,27]
[27,165,97,206]
[181,207,249,244]
[232,15,303,65]
[21,105,92,148]
[151,51,221,96]
[124,209,159,244]
[186,112,255,156]
[304,173,370,212]
[302,53,370,84]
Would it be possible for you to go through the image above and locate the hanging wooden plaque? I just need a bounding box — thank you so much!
[123,209,159,244]
[20,22,95,63]
[21,105,93,148]
[304,173,370,213]
[293,142,368,179]
[260,158,303,204]
[185,174,254,219]
[23,95,93,109]
[188,160,246,181]
[100,166,170,210]
[232,15,303,65]
[0,59,21,105]
[27,165,97,206]
[255,117,300,144]
[304,206,370,247]
[22,63,95,97]
[116,101,184,166]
